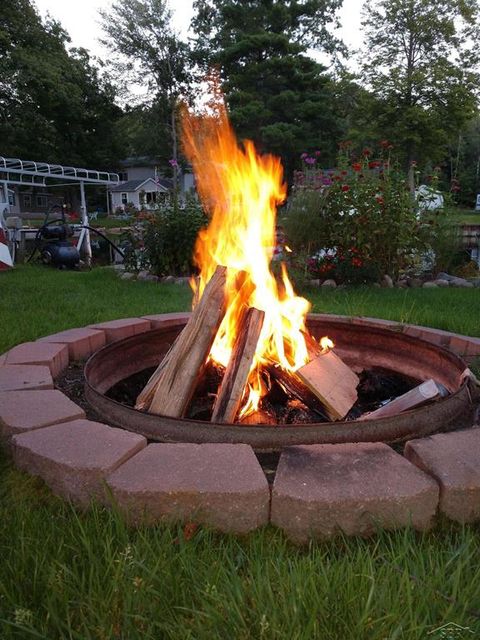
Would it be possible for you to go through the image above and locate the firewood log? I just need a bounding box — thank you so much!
[211,307,265,423]
[136,265,227,416]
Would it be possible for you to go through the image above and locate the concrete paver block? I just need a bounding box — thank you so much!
[0,365,53,392]
[5,342,69,378]
[107,443,270,532]
[38,327,106,360]
[13,419,146,505]
[405,428,480,523]
[0,389,84,443]
[89,318,151,343]
[271,442,439,543]
[141,312,191,329]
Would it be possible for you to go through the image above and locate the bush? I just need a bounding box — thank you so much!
[143,197,208,276]
[418,209,462,274]
[285,145,423,282]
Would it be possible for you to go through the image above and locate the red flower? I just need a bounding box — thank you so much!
[380,140,390,149]
[341,185,350,192]
[341,170,348,176]
[368,161,380,169]
[362,148,372,157]
[375,195,384,205]
[352,163,362,172]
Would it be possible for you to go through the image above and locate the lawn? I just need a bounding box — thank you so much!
[1,265,480,639]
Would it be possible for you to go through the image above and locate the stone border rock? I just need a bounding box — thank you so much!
[1,313,480,541]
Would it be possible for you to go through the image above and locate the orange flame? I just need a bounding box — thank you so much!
[181,88,329,418]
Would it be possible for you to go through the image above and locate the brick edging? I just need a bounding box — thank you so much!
[1,313,479,541]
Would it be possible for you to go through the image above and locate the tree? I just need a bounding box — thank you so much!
[190,0,345,174]
[0,0,123,167]
[100,0,192,188]
[361,0,480,187]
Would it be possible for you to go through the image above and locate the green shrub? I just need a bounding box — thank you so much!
[143,197,208,276]
[285,146,423,281]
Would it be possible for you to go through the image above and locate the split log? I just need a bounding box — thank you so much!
[267,365,329,420]
[239,409,274,425]
[211,307,265,423]
[358,379,442,421]
[136,265,227,416]
[302,330,322,360]
[296,350,360,420]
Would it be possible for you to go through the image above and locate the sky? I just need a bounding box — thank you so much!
[33,0,366,65]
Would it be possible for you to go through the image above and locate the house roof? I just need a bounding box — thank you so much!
[110,178,171,193]
[120,156,160,168]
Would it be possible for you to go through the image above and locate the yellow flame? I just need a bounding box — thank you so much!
[320,337,334,353]
[181,84,327,418]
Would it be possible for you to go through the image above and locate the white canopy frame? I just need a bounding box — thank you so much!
[0,156,120,263]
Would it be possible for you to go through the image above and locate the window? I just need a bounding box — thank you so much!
[118,172,128,182]
[121,193,128,205]
[8,192,15,206]
[145,192,157,205]
[23,194,32,208]
[36,195,48,208]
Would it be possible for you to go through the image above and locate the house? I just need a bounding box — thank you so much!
[110,177,172,211]
[110,156,195,211]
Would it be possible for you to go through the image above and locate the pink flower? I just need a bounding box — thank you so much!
[169,158,178,167]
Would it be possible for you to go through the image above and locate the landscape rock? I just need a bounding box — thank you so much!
[4,342,69,378]
[407,278,423,288]
[136,270,149,281]
[13,419,146,505]
[0,365,53,393]
[436,272,455,282]
[0,389,84,444]
[433,279,449,287]
[145,274,159,282]
[162,275,176,284]
[395,279,408,288]
[381,275,394,288]
[449,277,474,288]
[271,442,439,543]
[107,443,270,533]
[175,277,189,285]
[321,279,337,289]
[120,272,136,281]
[422,281,438,288]
[405,429,480,523]
[309,279,321,287]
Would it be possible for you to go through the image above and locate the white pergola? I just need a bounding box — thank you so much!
[0,156,120,262]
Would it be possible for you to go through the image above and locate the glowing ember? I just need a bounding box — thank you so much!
[181,88,332,418]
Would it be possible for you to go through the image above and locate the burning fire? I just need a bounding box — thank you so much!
[181,90,331,418]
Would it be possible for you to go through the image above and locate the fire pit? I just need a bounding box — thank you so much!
[84,87,477,451]
[84,314,477,451]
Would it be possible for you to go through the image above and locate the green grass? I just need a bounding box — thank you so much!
[2,266,480,354]
[447,208,480,225]
[1,266,480,639]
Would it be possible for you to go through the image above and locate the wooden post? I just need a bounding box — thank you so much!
[358,379,442,421]
[296,350,359,420]
[136,265,227,416]
[211,307,265,423]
